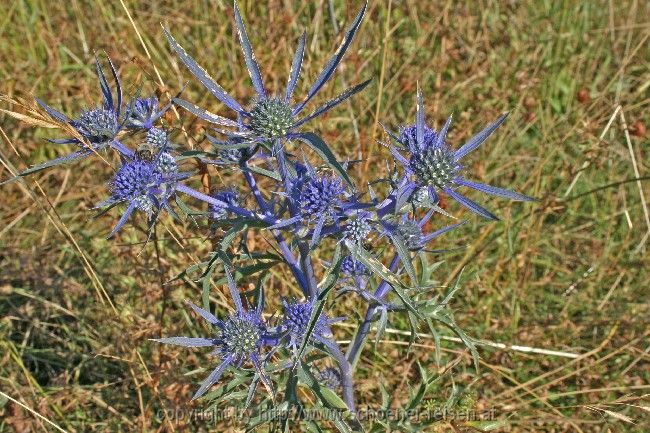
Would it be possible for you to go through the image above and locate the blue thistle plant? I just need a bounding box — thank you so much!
[29,55,133,174]
[385,85,535,220]
[153,267,273,400]
[164,1,371,145]
[0,0,545,426]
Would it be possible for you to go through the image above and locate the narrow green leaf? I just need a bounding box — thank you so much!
[294,132,354,188]
[374,307,388,349]
[387,232,417,284]
[346,241,420,317]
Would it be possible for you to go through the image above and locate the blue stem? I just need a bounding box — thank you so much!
[346,254,400,367]
[298,241,318,298]
[241,166,311,296]
[318,337,357,414]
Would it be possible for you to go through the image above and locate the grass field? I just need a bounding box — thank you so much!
[1,0,649,431]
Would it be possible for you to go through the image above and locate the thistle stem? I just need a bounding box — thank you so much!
[346,254,400,368]
[298,241,319,298]
[241,166,310,296]
[319,338,357,414]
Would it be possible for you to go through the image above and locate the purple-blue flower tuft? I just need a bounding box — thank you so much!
[281,298,336,351]
[387,85,536,220]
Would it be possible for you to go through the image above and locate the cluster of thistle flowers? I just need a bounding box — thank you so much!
[7,1,535,415]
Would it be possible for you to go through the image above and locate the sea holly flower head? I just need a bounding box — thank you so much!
[387,84,535,220]
[110,159,163,214]
[210,189,239,220]
[153,267,272,400]
[317,367,342,390]
[281,298,336,351]
[72,107,120,144]
[405,128,459,190]
[145,127,170,149]
[216,311,265,365]
[299,174,345,218]
[18,54,134,180]
[153,302,268,400]
[343,213,373,244]
[383,213,466,252]
[164,1,370,145]
[395,218,425,250]
[44,54,125,150]
[249,98,294,140]
[127,96,170,130]
[101,148,185,237]
[340,255,368,277]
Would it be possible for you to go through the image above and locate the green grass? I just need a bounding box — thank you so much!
[1,0,649,431]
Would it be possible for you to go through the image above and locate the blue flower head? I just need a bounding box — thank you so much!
[281,298,337,351]
[205,134,248,165]
[101,147,185,237]
[127,96,171,130]
[215,311,265,365]
[383,213,466,252]
[153,267,272,400]
[145,127,170,149]
[317,367,341,390]
[299,175,345,218]
[343,212,373,245]
[210,189,239,220]
[394,218,425,250]
[387,85,535,220]
[35,55,132,162]
[72,107,120,144]
[164,1,370,144]
[340,255,368,277]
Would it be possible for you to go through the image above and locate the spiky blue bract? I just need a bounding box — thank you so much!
[388,86,535,220]
[281,298,335,351]
[164,1,369,143]
[153,299,270,401]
